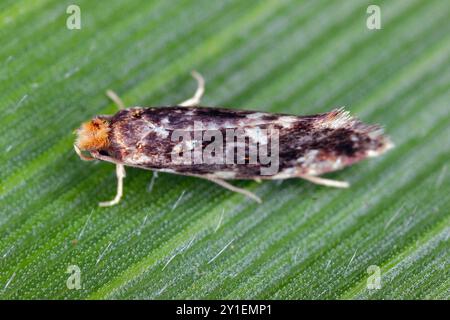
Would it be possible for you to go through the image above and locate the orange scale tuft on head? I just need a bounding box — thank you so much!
[75,118,111,151]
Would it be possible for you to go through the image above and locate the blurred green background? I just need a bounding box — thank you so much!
[0,0,449,299]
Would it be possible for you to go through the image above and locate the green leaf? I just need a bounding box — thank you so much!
[1,0,449,299]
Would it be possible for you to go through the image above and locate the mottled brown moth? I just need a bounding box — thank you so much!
[74,71,393,206]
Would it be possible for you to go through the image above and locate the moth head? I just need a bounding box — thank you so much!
[75,117,111,151]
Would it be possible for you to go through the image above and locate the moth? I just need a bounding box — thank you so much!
[74,71,393,206]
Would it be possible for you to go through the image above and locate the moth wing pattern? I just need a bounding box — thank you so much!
[105,106,393,180]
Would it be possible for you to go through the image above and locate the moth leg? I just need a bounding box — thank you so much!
[99,164,126,207]
[206,177,262,203]
[106,90,126,110]
[298,174,350,188]
[179,70,205,107]
[74,144,95,161]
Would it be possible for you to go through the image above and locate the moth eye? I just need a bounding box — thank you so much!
[99,150,110,156]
